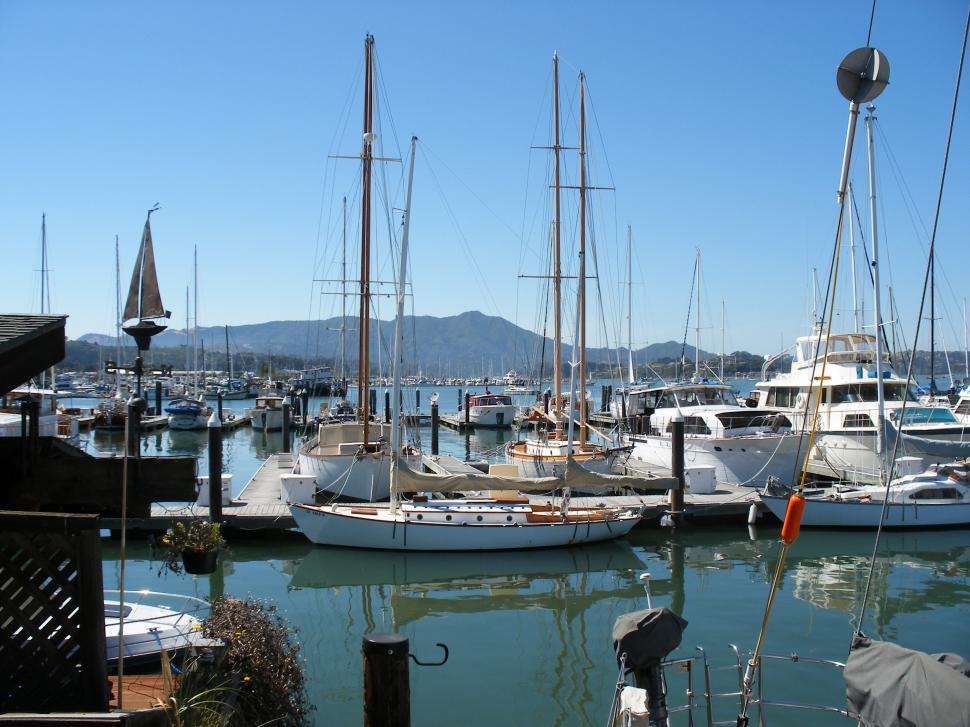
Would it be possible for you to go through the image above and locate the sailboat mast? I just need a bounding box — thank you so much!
[225,325,231,383]
[694,249,701,378]
[626,225,634,385]
[358,35,375,445]
[115,237,122,395]
[553,51,563,422]
[184,287,190,381]
[865,105,887,464]
[964,298,968,380]
[193,245,199,397]
[40,214,49,388]
[848,182,860,332]
[720,300,725,380]
[390,136,417,514]
[578,71,588,447]
[341,196,347,386]
[930,235,937,393]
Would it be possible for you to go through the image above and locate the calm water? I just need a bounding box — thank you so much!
[70,383,970,724]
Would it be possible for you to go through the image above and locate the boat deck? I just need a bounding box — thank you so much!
[106,453,766,534]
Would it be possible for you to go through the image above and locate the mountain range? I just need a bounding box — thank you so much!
[78,310,726,373]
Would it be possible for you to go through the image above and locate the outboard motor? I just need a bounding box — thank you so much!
[612,607,688,725]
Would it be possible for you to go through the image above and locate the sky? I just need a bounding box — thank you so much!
[1,1,968,360]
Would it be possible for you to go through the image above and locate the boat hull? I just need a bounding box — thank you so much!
[290,503,640,550]
[248,408,283,432]
[760,493,970,528]
[624,433,805,487]
[468,405,516,428]
[167,413,207,430]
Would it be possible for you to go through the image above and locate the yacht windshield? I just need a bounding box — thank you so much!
[676,388,733,407]
[889,407,959,425]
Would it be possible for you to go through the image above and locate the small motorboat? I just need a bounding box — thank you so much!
[104,590,208,670]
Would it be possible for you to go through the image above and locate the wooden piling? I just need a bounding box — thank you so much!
[430,402,439,455]
[464,392,470,426]
[385,391,391,423]
[208,412,223,524]
[281,399,291,454]
[154,380,162,417]
[362,633,410,727]
[669,414,684,525]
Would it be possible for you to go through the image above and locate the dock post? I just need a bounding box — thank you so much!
[208,411,223,524]
[154,380,162,417]
[384,391,391,423]
[126,397,143,458]
[217,391,223,423]
[416,389,420,413]
[607,385,613,411]
[27,398,40,463]
[669,412,685,526]
[282,397,291,454]
[457,388,462,412]
[362,633,410,727]
[543,389,550,415]
[301,389,310,431]
[464,392,470,427]
[600,385,607,412]
[430,400,439,455]
[370,389,378,419]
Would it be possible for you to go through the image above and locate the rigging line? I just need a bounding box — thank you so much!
[856,0,970,639]
[678,256,698,381]
[865,0,878,48]
[849,189,893,356]
[419,141,524,243]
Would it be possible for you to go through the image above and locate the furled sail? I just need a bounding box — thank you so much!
[392,457,673,494]
[123,213,167,322]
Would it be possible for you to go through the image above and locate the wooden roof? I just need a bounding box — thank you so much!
[0,314,67,394]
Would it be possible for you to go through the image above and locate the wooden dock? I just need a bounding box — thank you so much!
[220,413,251,431]
[438,413,516,432]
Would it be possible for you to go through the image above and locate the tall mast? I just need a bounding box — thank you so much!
[193,245,199,397]
[390,136,417,514]
[341,196,347,385]
[578,71,588,447]
[720,300,725,380]
[930,235,937,393]
[358,35,375,445]
[40,214,48,388]
[115,237,122,395]
[865,104,887,466]
[184,287,190,381]
[964,297,968,380]
[553,51,563,423]
[812,267,819,330]
[694,249,701,379]
[626,224,634,385]
[848,182,860,332]
[225,325,231,382]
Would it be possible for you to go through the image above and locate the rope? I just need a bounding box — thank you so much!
[855,1,970,639]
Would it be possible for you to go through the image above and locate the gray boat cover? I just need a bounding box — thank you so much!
[612,607,688,669]
[884,420,970,459]
[845,636,970,727]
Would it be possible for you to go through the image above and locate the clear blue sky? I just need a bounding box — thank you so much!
[1,1,967,359]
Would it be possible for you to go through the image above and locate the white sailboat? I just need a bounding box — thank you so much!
[291,136,644,550]
[507,56,611,476]
[296,36,400,502]
[166,246,210,430]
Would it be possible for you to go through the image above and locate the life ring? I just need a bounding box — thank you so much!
[795,393,806,410]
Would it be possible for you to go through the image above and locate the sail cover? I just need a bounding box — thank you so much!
[123,217,166,322]
[392,457,673,494]
[845,637,970,727]
[883,421,970,460]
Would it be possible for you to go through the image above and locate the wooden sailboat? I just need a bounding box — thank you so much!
[507,57,611,476]
[296,35,396,501]
[291,137,644,550]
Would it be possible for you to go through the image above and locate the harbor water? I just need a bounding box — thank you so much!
[69,383,970,725]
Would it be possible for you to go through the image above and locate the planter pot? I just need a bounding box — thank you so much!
[182,549,218,574]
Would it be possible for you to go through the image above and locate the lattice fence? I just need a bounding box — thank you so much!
[0,511,108,712]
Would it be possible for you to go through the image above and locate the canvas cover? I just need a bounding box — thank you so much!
[393,457,665,494]
[612,607,687,669]
[845,637,970,727]
[884,420,970,459]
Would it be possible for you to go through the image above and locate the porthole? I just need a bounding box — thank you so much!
[506,515,513,522]
[416,514,423,520]
[446,514,452,521]
[477,515,483,522]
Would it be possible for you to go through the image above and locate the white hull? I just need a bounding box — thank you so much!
[290,501,640,550]
[468,405,516,428]
[761,493,970,528]
[248,408,283,432]
[104,595,205,665]
[167,413,207,430]
[625,433,804,487]
[296,449,392,501]
[812,430,970,483]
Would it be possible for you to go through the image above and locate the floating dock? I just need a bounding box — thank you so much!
[108,453,767,534]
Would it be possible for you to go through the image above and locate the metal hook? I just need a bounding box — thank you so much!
[409,642,449,667]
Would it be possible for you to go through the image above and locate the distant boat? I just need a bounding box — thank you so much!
[246,394,284,432]
[466,388,515,428]
[165,397,211,430]
[104,590,207,669]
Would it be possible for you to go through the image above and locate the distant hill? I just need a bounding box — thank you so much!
[76,310,720,375]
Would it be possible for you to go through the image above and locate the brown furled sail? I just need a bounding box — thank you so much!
[122,205,170,351]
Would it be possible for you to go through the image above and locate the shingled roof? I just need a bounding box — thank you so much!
[0,314,68,394]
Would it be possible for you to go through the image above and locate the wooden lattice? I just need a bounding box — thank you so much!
[0,511,108,712]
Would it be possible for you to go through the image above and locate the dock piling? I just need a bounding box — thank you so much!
[217,391,223,422]
[370,389,378,419]
[384,391,391,423]
[282,397,291,454]
[464,392,470,426]
[126,398,143,458]
[208,411,223,524]
[668,413,685,526]
[543,389,550,415]
[430,400,439,455]
[362,633,410,727]
[154,380,162,417]
[416,389,420,413]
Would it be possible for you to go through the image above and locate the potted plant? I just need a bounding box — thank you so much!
[158,521,224,575]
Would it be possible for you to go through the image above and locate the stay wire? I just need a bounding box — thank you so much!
[855,0,970,639]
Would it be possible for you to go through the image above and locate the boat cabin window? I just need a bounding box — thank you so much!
[676,388,733,407]
[889,407,959,425]
[827,383,910,404]
[104,604,133,618]
[910,487,964,500]
[843,413,874,428]
[765,387,800,408]
[955,399,970,416]
[667,416,710,435]
[472,396,512,406]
